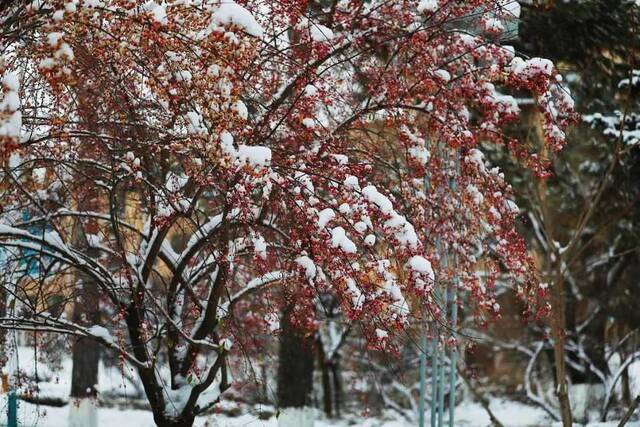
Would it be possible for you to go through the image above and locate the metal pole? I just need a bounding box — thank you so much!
[418,333,427,427]
[5,328,18,427]
[6,255,19,427]
[437,288,446,427]
[420,140,433,427]
[448,150,460,427]
[431,236,445,427]
[437,254,448,427]
[448,275,458,427]
[7,389,17,427]
[430,336,438,427]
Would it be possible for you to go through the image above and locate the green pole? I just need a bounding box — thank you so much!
[7,389,17,427]
[437,289,447,427]
[418,333,427,427]
[432,236,446,427]
[448,151,459,427]
[437,239,448,427]
[430,337,438,427]
[448,283,458,427]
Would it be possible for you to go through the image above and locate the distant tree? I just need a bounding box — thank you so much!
[474,1,640,424]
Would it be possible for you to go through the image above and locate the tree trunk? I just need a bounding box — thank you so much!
[532,108,572,426]
[318,344,333,416]
[330,357,343,418]
[69,274,101,427]
[68,174,101,427]
[70,322,100,399]
[550,271,573,427]
[67,43,104,427]
[154,414,196,427]
[622,364,632,407]
[277,304,314,426]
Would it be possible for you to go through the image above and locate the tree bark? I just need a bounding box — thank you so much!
[70,274,101,399]
[69,268,101,427]
[68,163,102,411]
[277,304,314,409]
[550,270,573,427]
[330,357,343,417]
[622,363,632,407]
[317,342,333,416]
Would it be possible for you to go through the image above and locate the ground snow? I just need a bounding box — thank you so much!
[2,398,638,427]
[3,347,640,426]
[68,398,98,427]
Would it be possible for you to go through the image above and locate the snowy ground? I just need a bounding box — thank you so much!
[1,396,639,427]
[2,346,640,426]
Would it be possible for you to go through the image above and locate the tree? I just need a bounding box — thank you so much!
[470,1,640,424]
[0,0,572,425]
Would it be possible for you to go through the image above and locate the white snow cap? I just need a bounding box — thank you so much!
[296,17,334,42]
[87,325,114,343]
[434,69,450,83]
[309,22,334,42]
[304,85,318,96]
[47,32,64,46]
[364,234,376,246]
[375,328,388,339]
[466,148,486,173]
[344,175,360,190]
[214,1,264,38]
[3,72,20,91]
[362,185,419,249]
[147,1,167,24]
[219,130,271,167]
[317,208,336,229]
[362,185,394,215]
[510,57,554,79]
[220,130,235,156]
[466,184,484,205]
[302,117,315,128]
[252,234,267,259]
[237,145,271,167]
[295,255,317,279]
[417,0,439,13]
[330,227,357,253]
[407,255,435,282]
[0,71,22,139]
[233,100,248,120]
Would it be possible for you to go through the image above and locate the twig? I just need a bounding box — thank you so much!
[618,395,640,427]
[458,368,505,427]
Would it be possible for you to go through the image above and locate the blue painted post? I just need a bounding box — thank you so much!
[431,235,444,427]
[448,278,458,427]
[448,152,460,427]
[437,243,448,427]
[437,289,447,427]
[418,333,427,427]
[7,390,17,427]
[421,151,435,427]
[430,337,438,427]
